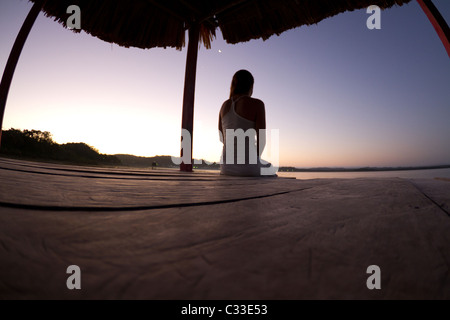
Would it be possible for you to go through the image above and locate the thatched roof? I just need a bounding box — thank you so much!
[28,0,412,49]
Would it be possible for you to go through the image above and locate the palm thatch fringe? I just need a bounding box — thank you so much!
[27,0,412,49]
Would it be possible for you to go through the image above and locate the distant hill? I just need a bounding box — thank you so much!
[114,154,175,168]
[115,154,220,170]
[0,128,219,169]
[0,128,120,166]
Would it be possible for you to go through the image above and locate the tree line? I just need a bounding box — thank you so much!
[0,129,121,166]
[0,129,220,169]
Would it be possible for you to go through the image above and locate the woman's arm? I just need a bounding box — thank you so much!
[255,101,266,158]
[218,105,224,144]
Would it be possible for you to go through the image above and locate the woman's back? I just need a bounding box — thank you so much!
[218,69,273,177]
[221,97,256,133]
[220,95,263,124]
[220,99,258,176]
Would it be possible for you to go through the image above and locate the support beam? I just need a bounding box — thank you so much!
[417,0,450,58]
[0,0,44,147]
[180,25,200,172]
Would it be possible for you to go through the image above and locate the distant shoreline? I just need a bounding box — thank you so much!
[278,165,450,173]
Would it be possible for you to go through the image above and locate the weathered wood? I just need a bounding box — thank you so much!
[180,25,200,172]
[0,158,449,299]
[0,158,305,209]
[0,0,44,147]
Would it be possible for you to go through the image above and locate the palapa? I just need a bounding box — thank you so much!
[29,0,414,50]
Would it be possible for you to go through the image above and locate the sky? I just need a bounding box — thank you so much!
[0,0,449,168]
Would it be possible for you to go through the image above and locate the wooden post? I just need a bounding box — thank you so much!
[180,24,200,172]
[0,0,44,147]
[417,0,450,58]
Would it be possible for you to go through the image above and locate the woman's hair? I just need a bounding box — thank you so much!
[230,70,254,98]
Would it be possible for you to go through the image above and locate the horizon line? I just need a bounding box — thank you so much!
[115,154,450,170]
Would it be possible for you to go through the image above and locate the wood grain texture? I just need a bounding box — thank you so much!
[0,157,449,299]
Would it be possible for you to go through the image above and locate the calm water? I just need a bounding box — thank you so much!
[277,168,450,180]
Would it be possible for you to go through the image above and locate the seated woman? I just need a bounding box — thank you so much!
[218,70,276,177]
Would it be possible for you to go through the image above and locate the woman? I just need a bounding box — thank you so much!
[218,70,274,177]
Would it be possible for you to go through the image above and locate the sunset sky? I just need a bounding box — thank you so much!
[1,0,449,167]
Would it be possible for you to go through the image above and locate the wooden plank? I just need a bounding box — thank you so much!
[411,178,450,215]
[0,158,307,209]
[0,178,449,299]
[0,157,289,181]
[0,157,222,180]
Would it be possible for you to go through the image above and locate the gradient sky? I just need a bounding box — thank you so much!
[1,0,449,167]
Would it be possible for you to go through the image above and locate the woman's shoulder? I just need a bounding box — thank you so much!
[220,99,232,110]
[238,96,264,107]
[222,98,232,105]
[221,96,264,112]
[247,97,265,110]
[220,99,232,118]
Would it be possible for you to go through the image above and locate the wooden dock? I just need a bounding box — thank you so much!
[0,157,449,299]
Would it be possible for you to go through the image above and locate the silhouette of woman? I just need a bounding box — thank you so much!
[218,70,275,177]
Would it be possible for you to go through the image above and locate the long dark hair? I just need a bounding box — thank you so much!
[230,70,254,98]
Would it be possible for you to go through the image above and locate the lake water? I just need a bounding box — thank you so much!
[276,168,450,180]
